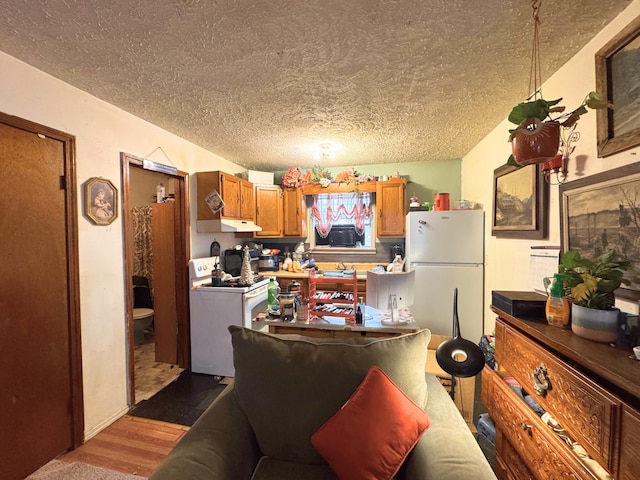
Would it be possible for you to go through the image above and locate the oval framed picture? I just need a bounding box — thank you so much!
[84,177,118,225]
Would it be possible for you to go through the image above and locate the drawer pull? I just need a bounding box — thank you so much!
[532,363,550,396]
[520,422,532,431]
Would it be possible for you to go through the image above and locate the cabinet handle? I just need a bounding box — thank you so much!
[520,422,532,431]
[531,363,550,396]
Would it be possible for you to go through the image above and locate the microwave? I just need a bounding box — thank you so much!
[223,248,260,277]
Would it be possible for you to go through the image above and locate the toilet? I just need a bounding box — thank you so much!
[132,275,154,345]
[133,307,154,344]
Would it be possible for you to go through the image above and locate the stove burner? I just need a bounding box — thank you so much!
[205,275,266,288]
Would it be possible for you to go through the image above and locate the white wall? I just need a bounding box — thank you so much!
[0,51,246,438]
[462,0,640,334]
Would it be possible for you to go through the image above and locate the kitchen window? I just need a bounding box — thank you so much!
[310,193,374,250]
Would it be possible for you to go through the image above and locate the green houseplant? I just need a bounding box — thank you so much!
[557,250,631,342]
[506,92,612,167]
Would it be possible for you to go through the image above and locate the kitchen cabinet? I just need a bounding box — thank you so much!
[482,306,640,480]
[376,178,406,237]
[282,187,306,237]
[196,171,254,220]
[254,184,283,237]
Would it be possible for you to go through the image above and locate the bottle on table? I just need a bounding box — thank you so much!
[267,277,280,311]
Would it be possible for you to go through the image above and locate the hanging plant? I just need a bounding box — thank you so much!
[507,92,611,167]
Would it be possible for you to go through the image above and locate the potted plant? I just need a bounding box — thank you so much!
[557,249,631,342]
[507,91,611,167]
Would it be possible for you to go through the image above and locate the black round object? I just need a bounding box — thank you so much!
[436,336,485,378]
[435,288,486,378]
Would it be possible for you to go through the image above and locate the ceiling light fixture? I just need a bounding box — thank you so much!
[314,142,336,161]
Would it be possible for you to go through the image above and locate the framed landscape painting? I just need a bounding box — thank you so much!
[595,14,640,157]
[492,164,548,239]
[559,162,640,301]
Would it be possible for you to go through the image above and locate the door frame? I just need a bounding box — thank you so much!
[120,152,191,406]
[0,111,84,448]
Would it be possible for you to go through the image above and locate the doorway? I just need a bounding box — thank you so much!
[0,113,83,479]
[121,152,190,406]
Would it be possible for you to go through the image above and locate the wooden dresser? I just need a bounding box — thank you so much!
[482,306,640,480]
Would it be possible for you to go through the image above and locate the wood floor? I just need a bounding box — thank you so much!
[60,415,187,477]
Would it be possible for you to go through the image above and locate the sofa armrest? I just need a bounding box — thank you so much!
[150,384,261,480]
[403,374,496,480]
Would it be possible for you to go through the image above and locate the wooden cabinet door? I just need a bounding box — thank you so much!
[376,179,406,237]
[255,185,283,237]
[239,179,255,220]
[283,187,306,237]
[219,172,241,219]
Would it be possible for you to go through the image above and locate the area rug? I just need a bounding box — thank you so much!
[129,370,228,426]
[26,460,146,480]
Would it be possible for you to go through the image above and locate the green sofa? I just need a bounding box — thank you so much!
[150,327,496,480]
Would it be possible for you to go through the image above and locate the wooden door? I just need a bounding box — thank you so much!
[283,187,306,237]
[377,179,406,237]
[255,185,283,237]
[0,116,82,479]
[151,203,178,364]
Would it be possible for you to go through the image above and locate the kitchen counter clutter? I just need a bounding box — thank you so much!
[254,305,418,338]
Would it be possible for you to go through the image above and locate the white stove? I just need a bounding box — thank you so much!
[189,256,269,377]
[189,256,269,292]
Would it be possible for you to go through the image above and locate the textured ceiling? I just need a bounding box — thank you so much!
[0,0,632,170]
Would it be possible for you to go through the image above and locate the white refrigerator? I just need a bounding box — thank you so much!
[405,210,484,343]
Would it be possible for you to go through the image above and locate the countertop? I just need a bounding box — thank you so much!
[254,306,418,334]
[260,262,383,280]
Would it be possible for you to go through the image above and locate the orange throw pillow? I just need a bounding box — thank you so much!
[311,365,431,480]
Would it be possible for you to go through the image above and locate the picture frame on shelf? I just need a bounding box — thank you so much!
[559,161,640,301]
[492,164,548,239]
[595,14,640,157]
[84,177,118,225]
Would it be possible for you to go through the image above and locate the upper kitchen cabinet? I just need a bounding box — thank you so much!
[239,178,255,220]
[376,178,406,237]
[196,171,261,233]
[254,185,283,237]
[282,187,306,237]
[197,171,254,220]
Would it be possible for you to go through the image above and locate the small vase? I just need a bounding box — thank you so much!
[570,304,620,343]
[511,119,560,166]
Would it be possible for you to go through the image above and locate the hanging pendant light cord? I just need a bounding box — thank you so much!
[528,0,543,100]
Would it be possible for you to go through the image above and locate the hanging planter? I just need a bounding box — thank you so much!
[506,93,611,168]
[504,2,612,168]
[511,118,560,166]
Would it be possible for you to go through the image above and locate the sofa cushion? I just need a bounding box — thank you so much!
[251,457,339,480]
[311,365,431,480]
[229,326,430,465]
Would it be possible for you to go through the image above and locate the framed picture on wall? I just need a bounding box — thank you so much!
[492,164,548,239]
[559,161,640,301]
[595,14,640,157]
[84,177,118,225]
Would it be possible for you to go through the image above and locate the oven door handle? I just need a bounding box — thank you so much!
[244,286,267,300]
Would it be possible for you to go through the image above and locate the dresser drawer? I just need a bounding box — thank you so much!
[482,367,595,479]
[496,430,536,480]
[619,405,640,480]
[495,319,620,471]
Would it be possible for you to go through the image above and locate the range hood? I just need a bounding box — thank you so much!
[197,219,262,233]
